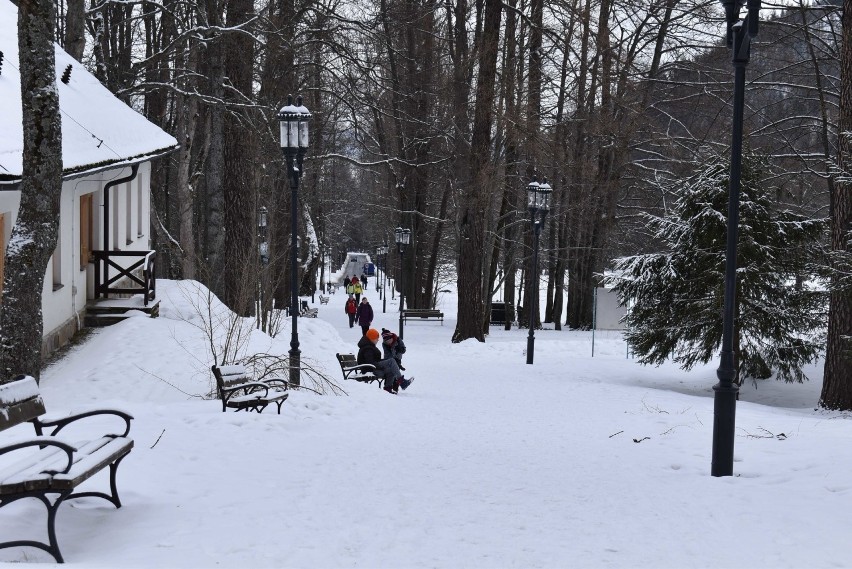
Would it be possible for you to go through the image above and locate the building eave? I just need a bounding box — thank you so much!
[0,144,179,190]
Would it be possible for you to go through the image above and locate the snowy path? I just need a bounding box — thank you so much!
[1,279,849,567]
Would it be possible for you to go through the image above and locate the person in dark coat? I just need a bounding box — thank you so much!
[345,295,357,328]
[343,276,351,289]
[357,328,412,393]
[354,297,374,336]
[380,328,407,370]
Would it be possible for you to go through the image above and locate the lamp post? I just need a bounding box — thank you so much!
[278,95,311,387]
[376,247,384,301]
[711,0,759,477]
[326,246,332,293]
[395,227,411,339]
[319,243,326,294]
[525,177,551,365]
[258,206,269,330]
[380,247,388,312]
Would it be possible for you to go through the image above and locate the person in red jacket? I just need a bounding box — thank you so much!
[344,295,357,328]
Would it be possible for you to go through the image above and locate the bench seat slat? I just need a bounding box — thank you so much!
[226,390,289,405]
[52,437,134,489]
[0,445,67,493]
[0,437,133,494]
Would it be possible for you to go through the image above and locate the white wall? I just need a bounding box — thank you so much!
[0,161,153,340]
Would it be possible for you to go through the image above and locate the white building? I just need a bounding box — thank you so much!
[0,0,178,354]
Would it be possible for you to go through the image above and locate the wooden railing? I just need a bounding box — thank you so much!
[92,250,156,306]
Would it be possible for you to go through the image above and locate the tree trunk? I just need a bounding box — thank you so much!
[222,0,257,315]
[64,0,86,61]
[452,0,502,343]
[203,0,226,298]
[821,0,852,410]
[0,0,63,381]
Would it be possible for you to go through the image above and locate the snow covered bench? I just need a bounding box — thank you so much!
[335,354,382,388]
[319,295,330,305]
[0,375,134,563]
[211,365,289,414]
[299,300,318,318]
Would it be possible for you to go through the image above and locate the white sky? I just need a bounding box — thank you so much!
[0,266,849,567]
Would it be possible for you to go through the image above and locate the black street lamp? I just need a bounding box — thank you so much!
[325,246,332,293]
[257,206,269,330]
[525,177,551,365]
[711,0,760,478]
[381,247,388,312]
[278,95,311,387]
[258,206,269,266]
[395,227,411,340]
[376,246,386,302]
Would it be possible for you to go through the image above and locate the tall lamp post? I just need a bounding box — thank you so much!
[712,0,759,477]
[525,177,551,365]
[376,246,385,301]
[326,246,333,293]
[258,206,269,330]
[278,95,311,387]
[395,227,411,339]
[380,247,388,313]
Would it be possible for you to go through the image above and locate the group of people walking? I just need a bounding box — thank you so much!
[343,275,366,302]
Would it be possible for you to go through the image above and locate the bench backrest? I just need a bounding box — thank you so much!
[336,353,357,368]
[211,364,250,390]
[0,375,46,431]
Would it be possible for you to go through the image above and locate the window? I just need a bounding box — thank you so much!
[52,231,62,290]
[80,193,93,270]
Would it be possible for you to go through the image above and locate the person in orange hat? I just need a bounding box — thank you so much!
[357,328,413,394]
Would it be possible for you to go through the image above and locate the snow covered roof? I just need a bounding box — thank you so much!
[0,0,178,183]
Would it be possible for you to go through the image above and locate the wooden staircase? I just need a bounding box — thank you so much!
[85,297,160,327]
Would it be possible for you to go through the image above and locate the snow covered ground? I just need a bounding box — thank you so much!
[1,274,850,568]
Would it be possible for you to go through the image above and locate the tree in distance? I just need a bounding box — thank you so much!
[604,154,826,384]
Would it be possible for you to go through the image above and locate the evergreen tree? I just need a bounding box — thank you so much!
[604,155,826,384]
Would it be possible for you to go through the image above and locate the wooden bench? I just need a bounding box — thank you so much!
[401,308,444,324]
[319,295,330,305]
[335,353,382,387]
[0,375,134,563]
[211,365,289,414]
[299,300,318,318]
